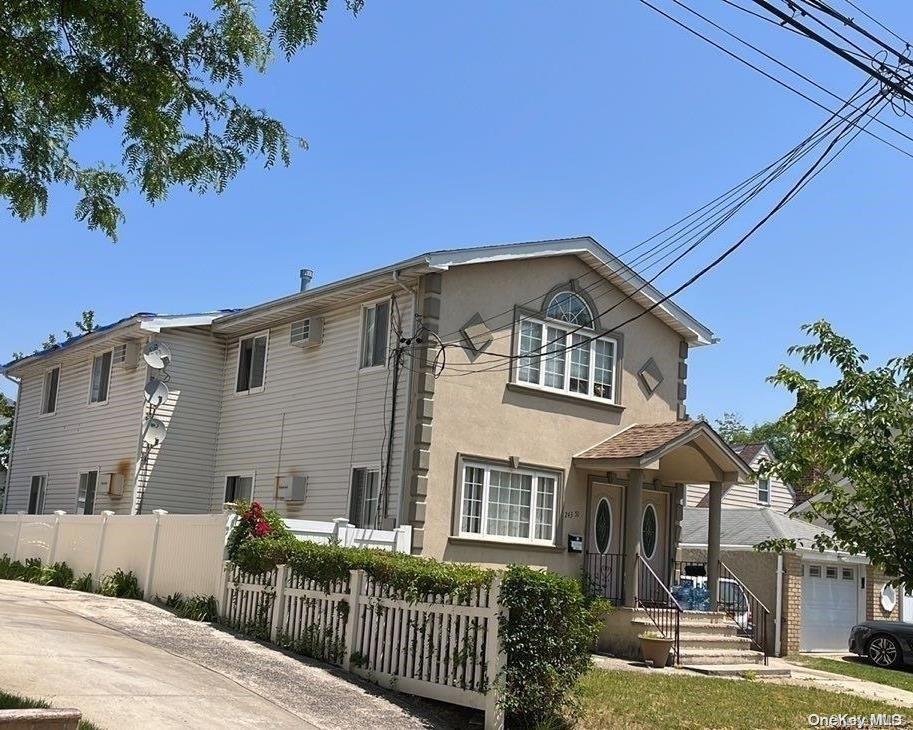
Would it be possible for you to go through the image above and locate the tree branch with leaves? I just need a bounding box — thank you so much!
[757,321,913,584]
[0,1,363,239]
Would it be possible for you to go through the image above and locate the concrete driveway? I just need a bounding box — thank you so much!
[0,580,469,729]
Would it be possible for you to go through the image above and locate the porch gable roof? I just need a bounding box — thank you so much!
[573,420,752,482]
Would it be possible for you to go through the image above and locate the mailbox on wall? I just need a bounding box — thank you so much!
[567,534,584,553]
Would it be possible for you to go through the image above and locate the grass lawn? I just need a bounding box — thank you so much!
[0,690,102,730]
[577,669,909,729]
[790,654,913,694]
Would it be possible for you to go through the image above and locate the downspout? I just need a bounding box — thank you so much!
[2,374,22,514]
[393,271,417,528]
[774,553,784,657]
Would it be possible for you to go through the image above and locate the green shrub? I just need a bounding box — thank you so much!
[0,555,25,580]
[20,557,44,583]
[98,569,143,599]
[163,592,219,622]
[70,573,94,592]
[37,562,74,588]
[499,565,610,728]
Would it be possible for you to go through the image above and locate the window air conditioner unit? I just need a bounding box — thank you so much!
[113,341,141,370]
[278,475,307,503]
[290,318,323,348]
[101,472,126,497]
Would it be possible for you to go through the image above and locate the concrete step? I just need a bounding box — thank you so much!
[678,633,755,651]
[677,648,766,666]
[684,663,788,678]
[631,617,740,637]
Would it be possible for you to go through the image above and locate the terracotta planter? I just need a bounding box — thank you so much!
[639,635,674,667]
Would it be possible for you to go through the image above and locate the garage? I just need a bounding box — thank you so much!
[801,562,860,651]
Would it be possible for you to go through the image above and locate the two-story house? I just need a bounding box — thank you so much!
[4,236,764,661]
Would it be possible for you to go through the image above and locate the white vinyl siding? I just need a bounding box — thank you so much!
[516,318,617,404]
[88,351,113,404]
[4,339,145,515]
[134,329,226,514]
[213,293,413,520]
[458,461,559,546]
[41,367,60,415]
[684,450,795,513]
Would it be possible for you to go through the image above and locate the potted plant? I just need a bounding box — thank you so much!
[638,631,674,668]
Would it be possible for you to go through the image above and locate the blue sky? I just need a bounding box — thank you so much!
[2,1,911,426]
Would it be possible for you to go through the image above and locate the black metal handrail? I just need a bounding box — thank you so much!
[584,551,625,604]
[635,554,682,665]
[718,559,771,665]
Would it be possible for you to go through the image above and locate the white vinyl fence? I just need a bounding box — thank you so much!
[284,517,412,551]
[0,510,227,599]
[223,564,504,729]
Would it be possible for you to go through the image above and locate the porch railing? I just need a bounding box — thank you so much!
[718,560,770,665]
[635,554,682,665]
[584,552,625,604]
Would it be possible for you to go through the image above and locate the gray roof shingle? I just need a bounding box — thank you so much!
[680,507,832,548]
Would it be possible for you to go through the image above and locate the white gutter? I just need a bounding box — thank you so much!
[774,553,783,657]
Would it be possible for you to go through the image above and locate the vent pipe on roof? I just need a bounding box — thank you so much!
[299,269,314,292]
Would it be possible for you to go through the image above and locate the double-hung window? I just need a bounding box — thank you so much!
[360,301,389,369]
[89,352,112,404]
[459,461,558,545]
[236,333,268,393]
[516,292,617,403]
[757,477,771,505]
[349,468,380,527]
[41,367,60,414]
[76,471,98,515]
[224,474,254,503]
[28,475,46,514]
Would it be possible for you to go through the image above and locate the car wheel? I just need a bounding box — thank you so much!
[868,635,902,668]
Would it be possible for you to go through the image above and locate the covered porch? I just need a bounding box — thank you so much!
[573,421,757,661]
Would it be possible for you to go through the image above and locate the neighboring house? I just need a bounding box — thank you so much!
[3,236,764,661]
[685,443,795,512]
[678,507,901,654]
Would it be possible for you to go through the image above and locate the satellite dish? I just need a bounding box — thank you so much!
[143,417,167,446]
[144,378,170,406]
[143,341,172,370]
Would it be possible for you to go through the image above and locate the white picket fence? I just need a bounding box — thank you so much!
[222,564,504,729]
[0,510,226,599]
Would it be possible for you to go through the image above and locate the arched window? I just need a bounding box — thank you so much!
[546,292,593,328]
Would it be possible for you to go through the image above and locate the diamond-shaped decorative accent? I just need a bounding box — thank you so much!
[638,357,664,394]
[460,313,493,353]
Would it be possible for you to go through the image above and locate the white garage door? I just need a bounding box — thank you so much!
[801,563,859,652]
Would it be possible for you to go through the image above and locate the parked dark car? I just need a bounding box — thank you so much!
[849,622,913,667]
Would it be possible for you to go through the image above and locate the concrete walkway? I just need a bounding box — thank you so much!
[0,580,469,730]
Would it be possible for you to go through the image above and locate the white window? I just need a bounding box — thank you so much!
[826,566,838,580]
[360,300,390,369]
[76,471,98,515]
[27,475,46,514]
[349,468,380,527]
[88,351,112,404]
[516,293,617,403]
[224,474,254,503]
[41,367,60,414]
[808,565,821,578]
[757,477,771,505]
[458,461,558,545]
[842,568,854,581]
[236,333,268,393]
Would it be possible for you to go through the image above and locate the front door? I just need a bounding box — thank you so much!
[587,483,624,601]
[639,489,669,602]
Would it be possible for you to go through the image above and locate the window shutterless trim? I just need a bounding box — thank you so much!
[513,315,620,406]
[223,471,256,503]
[347,463,382,526]
[87,351,113,406]
[457,459,560,547]
[39,366,60,416]
[357,296,391,372]
[27,473,48,514]
[234,330,270,395]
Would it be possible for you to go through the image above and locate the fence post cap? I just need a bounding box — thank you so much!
[16,510,25,515]
[101,510,115,516]
[53,510,67,516]
[152,509,168,515]
[333,517,351,526]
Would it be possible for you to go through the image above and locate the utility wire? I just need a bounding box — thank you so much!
[842,0,913,50]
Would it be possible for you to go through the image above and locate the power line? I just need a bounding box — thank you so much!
[638,0,913,160]
[841,0,913,50]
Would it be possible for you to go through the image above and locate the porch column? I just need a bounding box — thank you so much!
[707,480,722,609]
[622,469,644,607]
